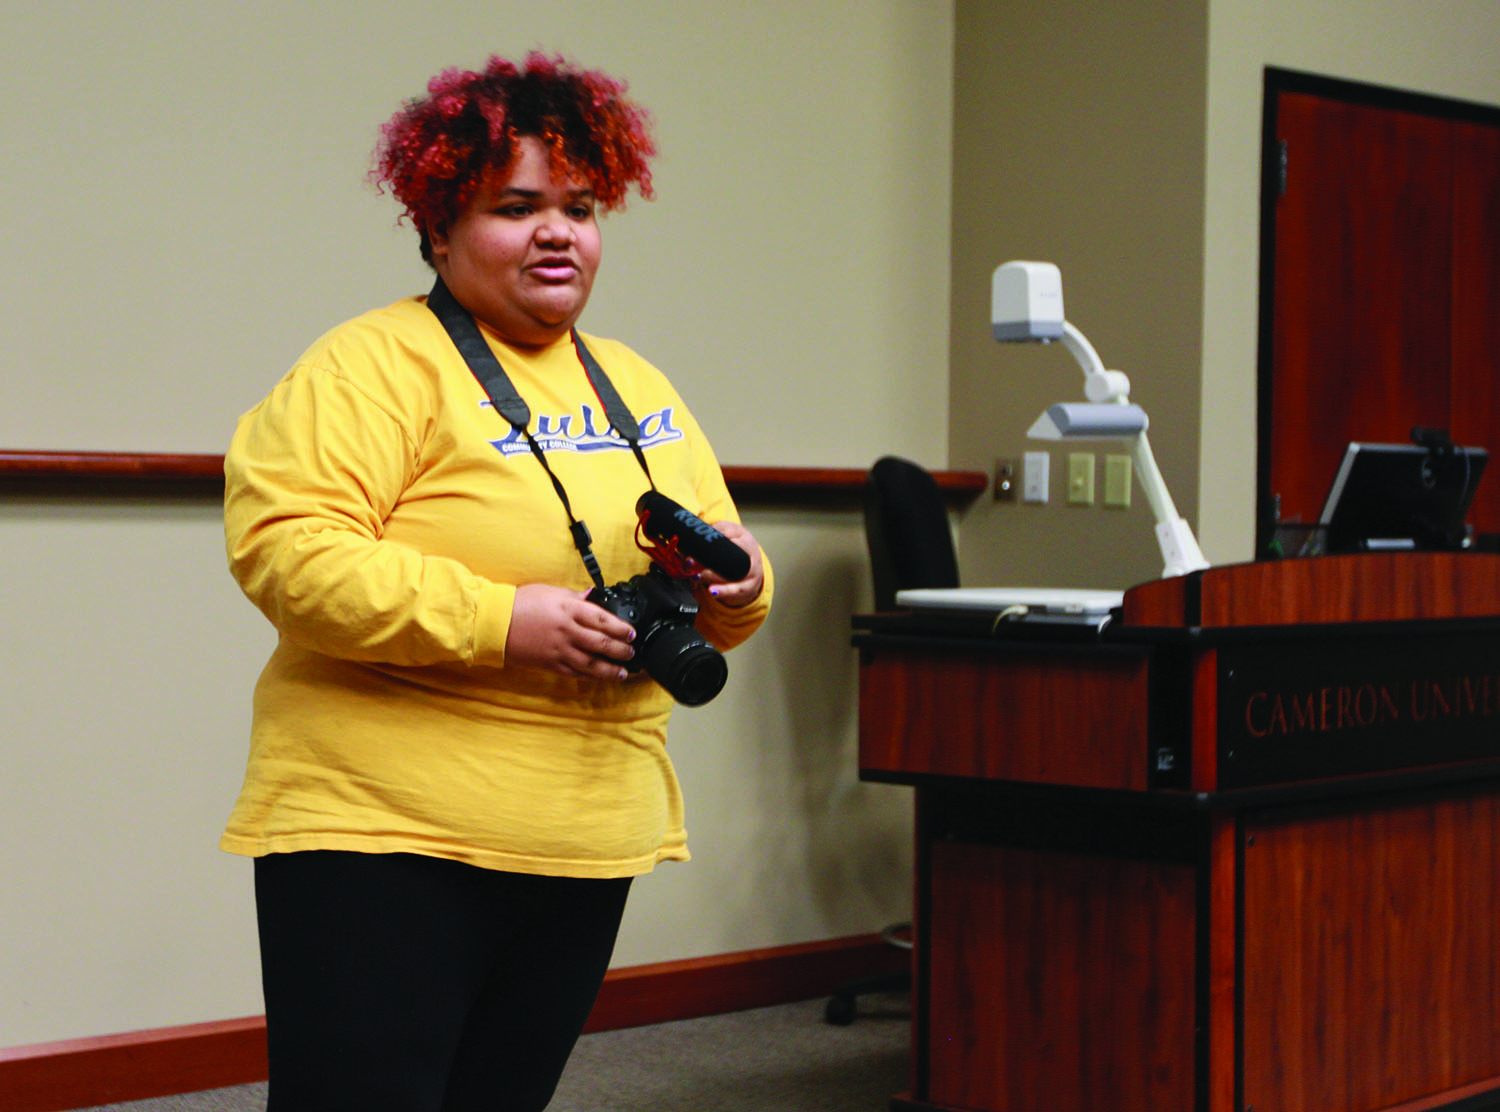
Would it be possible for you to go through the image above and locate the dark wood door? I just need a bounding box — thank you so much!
[1449,119,1500,501]
[1260,73,1500,545]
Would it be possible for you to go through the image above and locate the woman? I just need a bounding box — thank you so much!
[221,53,771,1111]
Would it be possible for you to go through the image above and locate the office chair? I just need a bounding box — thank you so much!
[863,454,960,611]
[825,455,959,1025]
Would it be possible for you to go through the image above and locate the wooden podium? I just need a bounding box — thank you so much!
[856,554,1500,1112]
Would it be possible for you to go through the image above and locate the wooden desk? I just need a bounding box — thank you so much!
[857,554,1500,1112]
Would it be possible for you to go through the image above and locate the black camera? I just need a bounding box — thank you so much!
[588,567,726,706]
[585,492,748,707]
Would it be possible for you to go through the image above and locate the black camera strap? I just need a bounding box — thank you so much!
[427,277,655,589]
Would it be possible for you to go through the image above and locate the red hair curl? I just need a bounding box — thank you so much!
[372,53,656,262]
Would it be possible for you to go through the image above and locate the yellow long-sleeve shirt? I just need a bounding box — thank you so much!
[221,295,772,878]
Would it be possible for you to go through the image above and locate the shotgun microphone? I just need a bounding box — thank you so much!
[635,491,751,581]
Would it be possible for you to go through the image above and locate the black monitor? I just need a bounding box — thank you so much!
[1318,441,1488,554]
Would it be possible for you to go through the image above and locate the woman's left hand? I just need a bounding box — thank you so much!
[697,521,764,608]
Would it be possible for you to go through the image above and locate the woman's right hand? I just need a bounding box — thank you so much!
[505,584,636,681]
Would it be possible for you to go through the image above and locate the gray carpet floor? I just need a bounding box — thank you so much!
[69,992,910,1112]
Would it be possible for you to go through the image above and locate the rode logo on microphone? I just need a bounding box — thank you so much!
[673,508,721,540]
[485,403,684,456]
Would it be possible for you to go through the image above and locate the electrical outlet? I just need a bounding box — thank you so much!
[1067,453,1095,505]
[1105,454,1133,508]
[1023,451,1049,503]
[993,457,1018,501]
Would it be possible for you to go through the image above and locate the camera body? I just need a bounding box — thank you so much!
[586,491,750,706]
[588,566,728,707]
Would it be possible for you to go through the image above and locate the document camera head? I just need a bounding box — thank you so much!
[991,260,1065,343]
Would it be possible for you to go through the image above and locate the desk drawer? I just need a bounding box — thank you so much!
[858,644,1151,791]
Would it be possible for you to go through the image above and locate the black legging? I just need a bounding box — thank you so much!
[254,851,632,1112]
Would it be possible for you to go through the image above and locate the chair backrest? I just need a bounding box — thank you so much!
[863,455,960,611]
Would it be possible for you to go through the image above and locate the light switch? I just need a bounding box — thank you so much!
[1067,453,1095,505]
[1104,454,1133,508]
[1023,451,1049,503]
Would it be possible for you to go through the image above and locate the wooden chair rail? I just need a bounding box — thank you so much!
[0,450,988,508]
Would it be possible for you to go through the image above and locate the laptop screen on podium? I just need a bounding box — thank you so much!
[1318,441,1487,554]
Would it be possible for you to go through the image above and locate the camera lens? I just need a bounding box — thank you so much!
[641,625,728,706]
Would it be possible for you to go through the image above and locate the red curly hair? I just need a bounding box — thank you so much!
[372,53,656,263]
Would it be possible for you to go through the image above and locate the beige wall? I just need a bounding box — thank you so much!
[948,0,1211,590]
[15,0,1497,1057]
[0,1,953,1048]
[1198,0,1500,559]
[949,0,1500,589]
